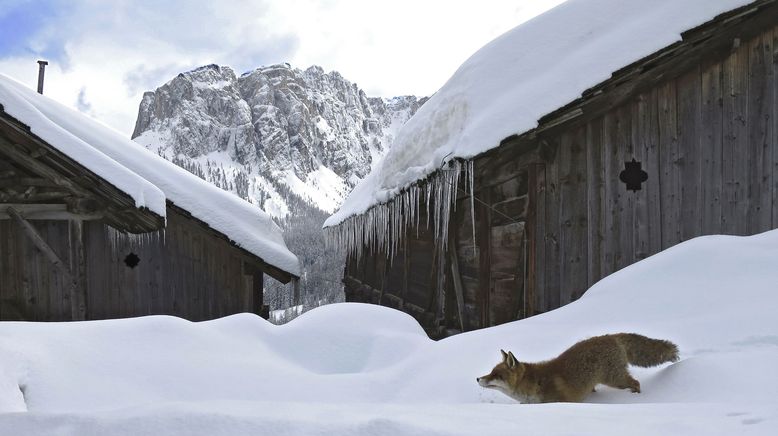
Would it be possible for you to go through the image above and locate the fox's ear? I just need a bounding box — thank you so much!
[507,351,518,368]
[500,349,508,361]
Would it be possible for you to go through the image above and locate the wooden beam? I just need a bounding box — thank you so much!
[6,206,87,320]
[2,191,73,202]
[0,140,90,197]
[0,178,59,188]
[0,204,103,221]
[7,206,73,279]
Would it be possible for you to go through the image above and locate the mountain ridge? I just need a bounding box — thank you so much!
[132,63,425,217]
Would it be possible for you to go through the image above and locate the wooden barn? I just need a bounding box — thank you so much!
[0,74,300,321]
[326,0,778,337]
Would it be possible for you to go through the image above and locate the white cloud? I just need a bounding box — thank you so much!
[0,0,565,135]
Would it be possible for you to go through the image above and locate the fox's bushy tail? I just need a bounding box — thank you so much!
[615,333,679,367]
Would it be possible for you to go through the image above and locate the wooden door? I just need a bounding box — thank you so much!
[484,170,530,326]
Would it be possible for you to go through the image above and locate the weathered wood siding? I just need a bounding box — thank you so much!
[343,14,778,337]
[534,25,778,309]
[0,206,265,321]
[0,219,72,320]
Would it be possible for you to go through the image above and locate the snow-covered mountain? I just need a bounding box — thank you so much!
[132,63,425,217]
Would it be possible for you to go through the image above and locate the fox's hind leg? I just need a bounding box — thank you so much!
[603,368,641,393]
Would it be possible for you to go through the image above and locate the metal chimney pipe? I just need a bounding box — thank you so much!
[36,60,49,94]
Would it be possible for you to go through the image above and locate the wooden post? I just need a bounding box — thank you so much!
[252,269,266,318]
[402,237,409,310]
[292,278,301,306]
[448,229,466,331]
[477,188,492,328]
[68,219,87,320]
[526,164,539,317]
[433,245,446,328]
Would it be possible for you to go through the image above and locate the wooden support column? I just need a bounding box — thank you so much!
[292,278,301,306]
[68,219,87,320]
[402,236,409,310]
[433,245,446,328]
[526,165,540,317]
[448,229,466,332]
[477,188,492,328]
[253,269,267,319]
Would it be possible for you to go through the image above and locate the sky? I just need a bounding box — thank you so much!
[0,0,565,136]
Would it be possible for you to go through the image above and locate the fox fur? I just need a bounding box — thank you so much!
[476,333,679,403]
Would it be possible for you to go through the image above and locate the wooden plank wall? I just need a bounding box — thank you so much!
[343,23,778,335]
[536,25,778,307]
[0,206,262,321]
[0,220,71,320]
[84,207,256,320]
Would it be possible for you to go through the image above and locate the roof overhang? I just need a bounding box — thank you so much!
[0,108,165,233]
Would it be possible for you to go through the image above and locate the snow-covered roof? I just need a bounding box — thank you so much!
[326,0,754,229]
[0,76,167,218]
[0,74,300,278]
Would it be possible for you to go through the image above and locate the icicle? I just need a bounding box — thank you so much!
[324,158,475,269]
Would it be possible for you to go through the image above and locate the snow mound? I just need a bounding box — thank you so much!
[327,0,753,227]
[271,303,429,374]
[1,230,777,434]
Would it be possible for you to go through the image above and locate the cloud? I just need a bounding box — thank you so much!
[0,0,565,135]
[0,0,69,62]
[75,87,93,114]
[123,64,183,97]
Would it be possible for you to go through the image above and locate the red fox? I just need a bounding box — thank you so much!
[476,333,679,403]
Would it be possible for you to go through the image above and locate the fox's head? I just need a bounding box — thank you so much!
[476,349,526,394]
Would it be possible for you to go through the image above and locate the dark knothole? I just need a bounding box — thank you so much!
[124,252,140,269]
[619,158,648,192]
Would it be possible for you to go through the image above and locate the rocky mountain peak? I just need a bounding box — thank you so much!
[132,63,425,217]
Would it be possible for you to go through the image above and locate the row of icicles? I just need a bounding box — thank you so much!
[324,159,476,262]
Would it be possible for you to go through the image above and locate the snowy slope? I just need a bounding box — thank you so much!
[0,74,299,277]
[327,0,754,227]
[133,64,424,218]
[1,229,777,434]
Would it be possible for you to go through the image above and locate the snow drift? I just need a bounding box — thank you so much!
[1,229,777,434]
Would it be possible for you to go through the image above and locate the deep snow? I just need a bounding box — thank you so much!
[327,0,753,227]
[1,229,777,435]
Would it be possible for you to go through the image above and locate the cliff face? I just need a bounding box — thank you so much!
[132,63,424,216]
